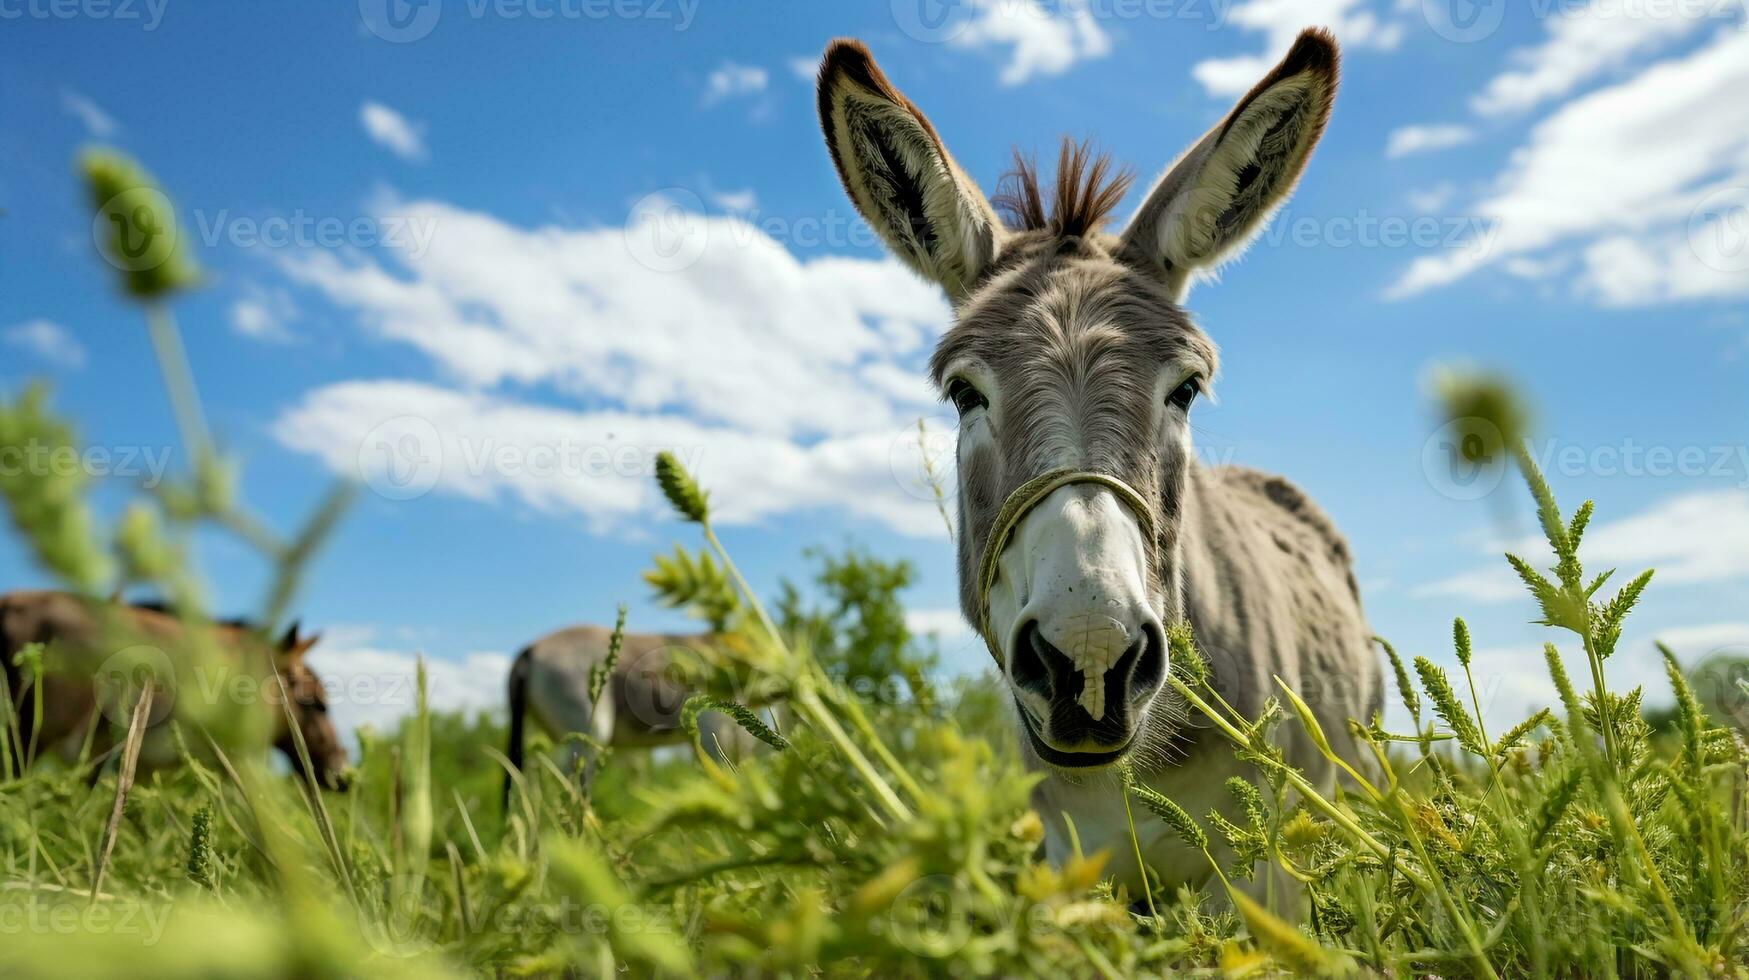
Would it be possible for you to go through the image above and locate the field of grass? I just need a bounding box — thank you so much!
[4,151,1749,978]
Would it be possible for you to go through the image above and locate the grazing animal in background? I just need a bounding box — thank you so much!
[816,28,1380,899]
[503,626,754,808]
[0,590,350,790]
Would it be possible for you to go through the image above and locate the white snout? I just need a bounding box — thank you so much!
[987,483,1163,723]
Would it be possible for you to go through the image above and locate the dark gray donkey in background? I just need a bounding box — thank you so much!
[503,625,753,808]
[816,27,1381,905]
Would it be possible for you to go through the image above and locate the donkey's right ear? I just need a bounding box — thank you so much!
[1118,28,1339,301]
[817,39,1003,300]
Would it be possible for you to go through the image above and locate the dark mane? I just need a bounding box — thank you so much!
[992,138,1134,239]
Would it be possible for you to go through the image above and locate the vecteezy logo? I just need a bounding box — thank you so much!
[889,415,959,504]
[356,416,444,501]
[623,189,708,273]
[1686,646,1749,729]
[1689,187,1749,274]
[360,873,440,957]
[1422,416,1507,501]
[1421,0,1505,43]
[892,0,973,43]
[359,0,442,42]
[92,188,177,273]
[887,873,973,956]
[93,645,177,728]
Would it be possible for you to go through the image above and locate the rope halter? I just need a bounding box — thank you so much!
[975,468,1157,669]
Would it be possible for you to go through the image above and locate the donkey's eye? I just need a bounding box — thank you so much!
[1168,378,1200,411]
[945,378,988,416]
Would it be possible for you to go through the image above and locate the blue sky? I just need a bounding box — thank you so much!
[3,0,1747,735]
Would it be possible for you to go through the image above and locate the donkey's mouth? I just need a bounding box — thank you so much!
[1016,700,1134,768]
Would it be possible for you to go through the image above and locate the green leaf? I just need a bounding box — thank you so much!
[1530,768,1582,851]
[1591,569,1654,660]
[1542,643,1593,756]
[1566,500,1594,553]
[1506,553,1586,632]
[1661,643,1704,773]
[1374,636,1421,725]
[1513,442,1571,568]
[1128,780,1207,851]
[1413,656,1486,757]
[545,836,693,975]
[80,149,201,299]
[589,604,628,709]
[654,450,709,523]
[643,545,738,632]
[0,386,113,592]
[1166,620,1207,687]
[1492,709,1552,758]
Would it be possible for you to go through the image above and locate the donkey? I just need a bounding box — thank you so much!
[0,590,350,790]
[503,626,755,808]
[817,28,1380,899]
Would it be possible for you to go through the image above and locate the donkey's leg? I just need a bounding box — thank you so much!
[576,693,617,793]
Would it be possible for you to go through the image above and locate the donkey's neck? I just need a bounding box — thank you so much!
[1162,463,1270,724]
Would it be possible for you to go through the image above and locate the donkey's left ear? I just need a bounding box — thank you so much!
[1119,28,1338,300]
[279,620,319,655]
[818,39,1004,300]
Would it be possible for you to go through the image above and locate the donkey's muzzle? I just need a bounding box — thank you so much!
[1013,620,1164,755]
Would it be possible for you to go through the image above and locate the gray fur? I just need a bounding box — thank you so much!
[505,627,754,803]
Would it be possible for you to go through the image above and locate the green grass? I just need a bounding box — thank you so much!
[4,148,1749,978]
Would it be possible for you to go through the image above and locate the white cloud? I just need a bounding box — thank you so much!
[1574,489,1749,585]
[1406,182,1458,213]
[229,285,299,343]
[274,197,946,441]
[307,641,511,741]
[4,319,86,369]
[1411,565,1524,603]
[1385,123,1475,159]
[787,56,818,81]
[1471,0,1740,116]
[1578,217,1749,306]
[907,607,971,639]
[710,188,757,212]
[950,0,1112,86]
[60,90,117,138]
[1652,621,1749,658]
[703,62,768,104]
[273,380,954,536]
[1502,253,1573,280]
[1414,490,1749,603]
[1191,0,1402,97]
[1388,27,1749,303]
[359,101,427,162]
[264,190,966,536]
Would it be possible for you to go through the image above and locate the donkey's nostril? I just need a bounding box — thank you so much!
[1012,620,1070,700]
[1127,621,1166,700]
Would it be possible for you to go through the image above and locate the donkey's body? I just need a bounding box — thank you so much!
[504,627,751,806]
[0,589,349,789]
[817,28,1380,898]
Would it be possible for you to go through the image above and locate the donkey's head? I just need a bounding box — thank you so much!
[270,621,350,791]
[819,30,1338,768]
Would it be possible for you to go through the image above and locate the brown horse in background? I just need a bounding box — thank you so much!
[0,590,350,790]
